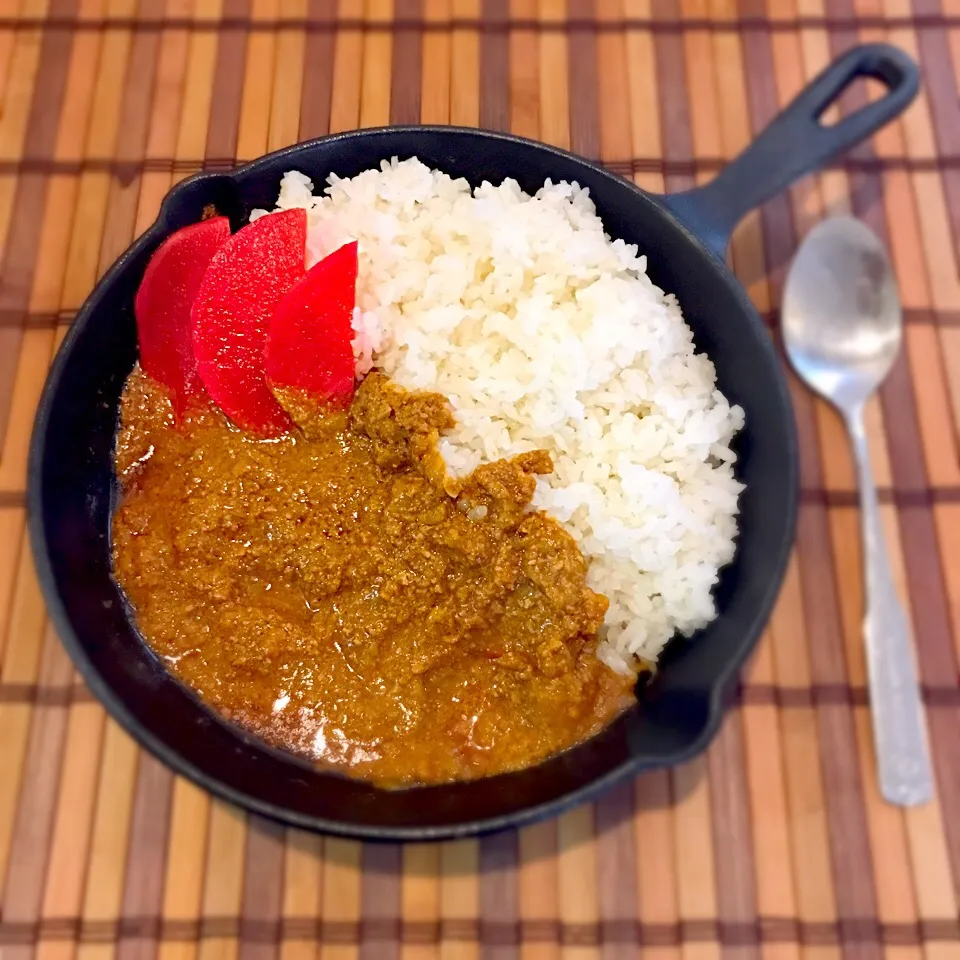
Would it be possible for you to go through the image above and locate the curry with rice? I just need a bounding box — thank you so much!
[113,164,739,789]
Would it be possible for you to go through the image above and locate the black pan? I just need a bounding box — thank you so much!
[28,42,918,839]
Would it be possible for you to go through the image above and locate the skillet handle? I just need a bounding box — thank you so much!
[661,43,919,259]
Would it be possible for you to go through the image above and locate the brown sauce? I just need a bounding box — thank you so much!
[112,369,636,786]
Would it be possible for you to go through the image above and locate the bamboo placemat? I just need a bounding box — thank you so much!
[2,0,960,956]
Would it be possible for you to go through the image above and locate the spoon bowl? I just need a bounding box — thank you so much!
[783,217,902,411]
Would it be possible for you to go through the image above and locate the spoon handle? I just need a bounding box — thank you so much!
[846,406,933,806]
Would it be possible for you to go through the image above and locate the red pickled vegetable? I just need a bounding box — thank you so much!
[265,241,359,408]
[134,216,230,417]
[192,209,307,436]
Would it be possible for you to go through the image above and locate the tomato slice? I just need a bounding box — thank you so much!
[265,241,358,411]
[192,209,307,436]
[134,217,230,417]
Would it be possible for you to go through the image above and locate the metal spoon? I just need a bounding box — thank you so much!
[782,216,933,806]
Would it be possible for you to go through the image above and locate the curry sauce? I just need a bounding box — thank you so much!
[112,370,636,786]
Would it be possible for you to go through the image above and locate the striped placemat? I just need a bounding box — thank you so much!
[2,0,960,957]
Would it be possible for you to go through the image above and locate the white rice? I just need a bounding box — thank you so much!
[251,158,745,672]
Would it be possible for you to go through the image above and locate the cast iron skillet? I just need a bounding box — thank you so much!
[28,43,918,839]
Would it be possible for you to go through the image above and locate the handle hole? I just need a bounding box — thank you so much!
[817,74,893,127]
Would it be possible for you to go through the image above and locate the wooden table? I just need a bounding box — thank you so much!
[1,0,960,957]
